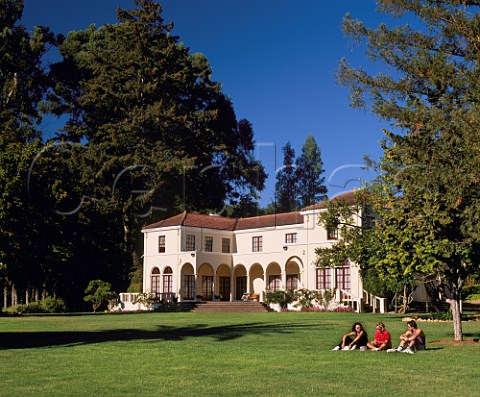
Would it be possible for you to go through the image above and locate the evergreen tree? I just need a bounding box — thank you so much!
[0,0,65,302]
[336,0,480,340]
[48,0,265,292]
[274,142,298,212]
[295,135,327,207]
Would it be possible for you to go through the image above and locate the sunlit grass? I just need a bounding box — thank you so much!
[1,312,480,396]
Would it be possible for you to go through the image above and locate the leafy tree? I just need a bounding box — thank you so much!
[336,0,480,340]
[295,135,327,208]
[274,142,298,212]
[84,279,117,313]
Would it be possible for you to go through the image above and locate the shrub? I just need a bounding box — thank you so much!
[264,290,295,309]
[2,297,67,314]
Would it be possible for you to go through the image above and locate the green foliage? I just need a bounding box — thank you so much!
[293,288,321,309]
[427,309,454,322]
[2,297,67,314]
[132,292,159,310]
[274,142,298,212]
[264,290,295,309]
[336,0,480,341]
[84,280,117,313]
[295,135,327,208]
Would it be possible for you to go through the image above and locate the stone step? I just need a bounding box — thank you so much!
[192,301,269,313]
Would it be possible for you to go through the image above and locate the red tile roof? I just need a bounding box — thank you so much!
[143,211,238,231]
[143,211,303,231]
[143,191,358,231]
[235,212,303,230]
[301,191,358,211]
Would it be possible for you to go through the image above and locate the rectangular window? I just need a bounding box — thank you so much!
[286,274,298,290]
[268,275,281,291]
[285,233,297,244]
[336,263,351,292]
[182,275,195,300]
[186,234,195,251]
[202,276,213,301]
[163,275,172,293]
[158,235,166,253]
[252,236,263,252]
[316,267,332,290]
[327,228,338,240]
[204,236,213,252]
[222,238,231,253]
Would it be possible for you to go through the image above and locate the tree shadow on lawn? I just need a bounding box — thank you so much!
[0,321,333,350]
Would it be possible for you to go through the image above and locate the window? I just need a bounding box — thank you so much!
[204,236,213,252]
[202,276,213,301]
[285,233,297,244]
[158,235,166,253]
[163,266,173,294]
[183,275,195,300]
[336,262,351,292]
[252,236,263,252]
[268,275,281,291]
[222,238,230,253]
[316,267,332,290]
[286,274,298,290]
[186,234,195,251]
[151,267,160,295]
[327,228,338,240]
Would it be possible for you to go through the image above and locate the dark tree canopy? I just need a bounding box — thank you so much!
[0,0,266,308]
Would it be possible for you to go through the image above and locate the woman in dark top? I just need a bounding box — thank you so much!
[332,322,368,351]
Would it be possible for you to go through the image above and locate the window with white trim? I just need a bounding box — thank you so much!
[285,233,297,244]
[252,236,262,252]
[222,238,230,253]
[316,267,332,290]
[204,236,213,252]
[158,235,166,253]
[186,234,195,251]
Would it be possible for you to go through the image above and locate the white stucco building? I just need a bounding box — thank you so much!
[117,191,386,312]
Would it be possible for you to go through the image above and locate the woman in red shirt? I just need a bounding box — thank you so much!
[367,322,392,351]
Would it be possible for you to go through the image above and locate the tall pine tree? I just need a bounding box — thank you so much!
[274,142,298,212]
[295,135,327,208]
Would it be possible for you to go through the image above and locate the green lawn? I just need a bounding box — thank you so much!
[1,311,480,397]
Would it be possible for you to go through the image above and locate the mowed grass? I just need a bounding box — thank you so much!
[1,311,480,397]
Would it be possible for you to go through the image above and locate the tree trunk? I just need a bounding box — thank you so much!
[446,298,463,341]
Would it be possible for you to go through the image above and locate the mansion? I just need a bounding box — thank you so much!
[117,191,386,312]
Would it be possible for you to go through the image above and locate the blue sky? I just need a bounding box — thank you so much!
[21,0,393,207]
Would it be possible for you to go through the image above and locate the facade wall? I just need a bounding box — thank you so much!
[142,208,364,302]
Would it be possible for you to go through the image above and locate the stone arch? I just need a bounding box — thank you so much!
[266,262,282,291]
[285,257,302,290]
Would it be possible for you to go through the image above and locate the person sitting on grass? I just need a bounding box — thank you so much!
[388,320,426,354]
[332,322,368,351]
[367,322,392,351]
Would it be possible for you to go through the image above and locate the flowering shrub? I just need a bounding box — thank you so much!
[282,305,354,313]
